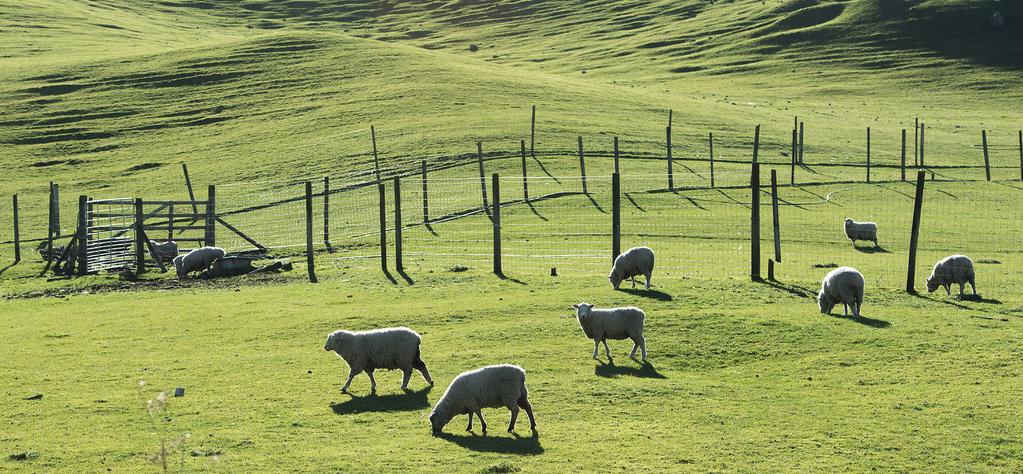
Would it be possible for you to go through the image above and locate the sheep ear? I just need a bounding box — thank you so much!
[571,304,579,309]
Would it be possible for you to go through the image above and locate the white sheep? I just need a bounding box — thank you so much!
[324,327,433,393]
[571,302,646,361]
[172,246,225,279]
[609,246,655,289]
[147,240,178,263]
[818,267,865,318]
[926,254,976,297]
[429,364,536,435]
[844,218,878,247]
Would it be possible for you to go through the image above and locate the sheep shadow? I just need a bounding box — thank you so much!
[435,431,543,455]
[595,360,666,379]
[618,288,673,301]
[853,245,891,254]
[956,294,1001,304]
[830,312,890,328]
[330,386,432,414]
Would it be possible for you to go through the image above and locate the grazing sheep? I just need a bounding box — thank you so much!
[609,246,655,290]
[147,240,178,263]
[844,218,878,247]
[429,364,536,435]
[324,327,432,393]
[571,303,646,361]
[818,267,865,318]
[926,255,976,297]
[172,246,225,279]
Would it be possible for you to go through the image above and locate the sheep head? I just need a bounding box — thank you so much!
[572,303,594,319]
[925,276,939,293]
[429,407,453,434]
[607,270,622,289]
[324,330,350,352]
[817,290,835,314]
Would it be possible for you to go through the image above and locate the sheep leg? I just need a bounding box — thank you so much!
[476,410,487,434]
[413,358,433,385]
[341,369,360,393]
[958,283,965,296]
[507,404,519,432]
[970,279,977,295]
[630,336,647,361]
[945,284,951,296]
[644,272,651,290]
[631,276,636,288]
[630,339,639,358]
[602,339,612,360]
[400,369,412,390]
[518,394,537,431]
[843,303,848,316]
[366,368,377,392]
[466,412,474,432]
[592,339,600,359]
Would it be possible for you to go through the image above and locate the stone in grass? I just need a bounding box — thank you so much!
[9,451,39,461]
[174,387,185,397]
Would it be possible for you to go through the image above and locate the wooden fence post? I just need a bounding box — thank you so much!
[790,128,797,185]
[901,129,907,181]
[492,173,502,276]
[12,194,20,262]
[1019,130,1023,181]
[205,185,216,247]
[753,124,760,164]
[378,182,387,275]
[421,160,430,224]
[906,170,926,293]
[371,125,381,183]
[866,127,872,183]
[182,163,198,218]
[613,136,620,175]
[919,123,925,167]
[51,183,60,237]
[519,140,529,202]
[799,121,805,164]
[530,105,536,157]
[771,170,781,263]
[134,198,145,273]
[168,204,174,240]
[982,130,991,181]
[393,176,403,274]
[305,181,317,283]
[77,195,88,275]
[323,176,331,248]
[668,109,673,128]
[709,132,715,188]
[666,126,674,190]
[477,142,490,218]
[612,172,621,263]
[914,117,919,166]
[578,136,588,194]
[750,162,761,282]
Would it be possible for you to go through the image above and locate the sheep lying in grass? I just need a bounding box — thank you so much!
[324,327,433,393]
[172,246,225,279]
[429,364,536,435]
[818,267,865,318]
[572,302,646,361]
[926,254,976,297]
[609,246,655,290]
[844,218,878,247]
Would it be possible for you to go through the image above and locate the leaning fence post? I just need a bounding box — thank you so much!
[906,170,925,293]
[182,163,198,218]
[323,176,331,248]
[393,176,403,273]
[771,170,781,263]
[709,132,715,188]
[520,140,529,202]
[205,185,216,247]
[134,198,145,273]
[421,160,430,224]
[612,172,621,263]
[613,136,620,175]
[578,136,588,194]
[377,182,387,276]
[77,195,88,275]
[371,125,381,183]
[12,194,20,262]
[477,142,490,218]
[666,126,674,190]
[492,173,502,276]
[750,161,761,282]
[901,129,907,181]
[305,181,317,283]
[982,130,991,181]
[866,127,872,183]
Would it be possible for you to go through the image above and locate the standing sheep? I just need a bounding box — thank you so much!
[609,246,655,290]
[844,218,879,247]
[324,327,433,393]
[571,302,646,361]
[926,255,977,297]
[172,246,225,279]
[429,364,536,435]
[818,267,865,318]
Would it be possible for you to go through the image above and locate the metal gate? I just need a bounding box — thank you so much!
[85,198,136,273]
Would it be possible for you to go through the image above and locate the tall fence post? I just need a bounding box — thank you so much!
[613,136,620,175]
[901,129,907,181]
[771,170,781,263]
[305,181,317,283]
[182,163,198,218]
[378,182,387,276]
[519,140,529,202]
[612,172,621,263]
[666,126,674,190]
[982,130,991,181]
[393,176,403,274]
[323,176,331,248]
[77,195,88,275]
[168,204,174,240]
[371,125,381,183]
[205,185,216,247]
[1019,130,1023,181]
[578,136,588,194]
[477,142,490,218]
[134,198,145,274]
[906,170,926,293]
[12,194,20,262]
[799,121,805,164]
[421,160,430,224]
[530,105,536,157]
[866,127,872,183]
[751,162,761,282]
[492,173,502,276]
[919,123,925,168]
[51,183,60,237]
[790,128,797,185]
[709,132,715,188]
[914,117,919,166]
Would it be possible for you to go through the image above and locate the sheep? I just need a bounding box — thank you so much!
[818,267,865,318]
[429,364,536,435]
[926,255,976,297]
[609,246,655,290]
[172,246,225,279]
[844,218,878,247]
[147,240,177,264]
[324,327,433,393]
[571,302,646,361]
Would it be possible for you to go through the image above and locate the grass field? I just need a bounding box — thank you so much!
[2,0,1023,471]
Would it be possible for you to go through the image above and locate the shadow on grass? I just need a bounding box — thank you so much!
[397,268,414,285]
[623,192,645,211]
[526,201,548,221]
[0,261,17,277]
[585,193,607,213]
[595,360,666,379]
[382,268,398,284]
[496,271,527,285]
[435,431,543,455]
[854,245,892,254]
[831,312,891,328]
[955,293,1001,304]
[618,287,672,301]
[330,386,432,415]
[760,279,815,299]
